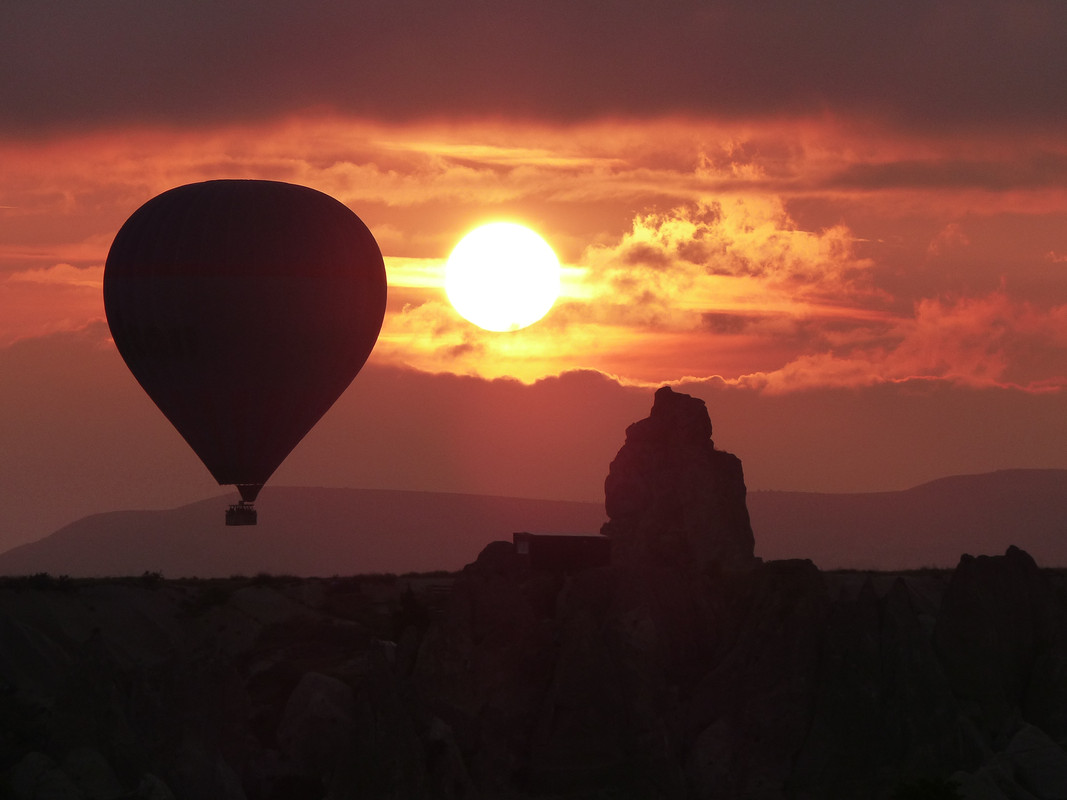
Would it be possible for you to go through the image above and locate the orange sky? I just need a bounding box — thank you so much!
[2,1,1067,551]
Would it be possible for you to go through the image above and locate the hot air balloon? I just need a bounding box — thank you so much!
[103,180,387,525]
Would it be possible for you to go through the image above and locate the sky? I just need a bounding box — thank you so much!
[3,1,1067,550]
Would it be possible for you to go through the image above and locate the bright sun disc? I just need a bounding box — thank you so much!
[445,222,561,332]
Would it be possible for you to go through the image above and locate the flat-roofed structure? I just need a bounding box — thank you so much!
[513,532,611,572]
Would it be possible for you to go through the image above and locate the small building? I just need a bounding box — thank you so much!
[512,532,612,572]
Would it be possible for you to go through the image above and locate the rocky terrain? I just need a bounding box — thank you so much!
[4,387,1067,799]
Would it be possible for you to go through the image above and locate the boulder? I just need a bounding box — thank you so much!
[684,559,830,798]
[933,546,1056,742]
[7,751,84,800]
[276,671,356,780]
[952,723,1067,800]
[134,773,176,800]
[523,565,700,799]
[413,541,558,793]
[1005,724,1067,800]
[60,747,124,799]
[602,386,757,571]
[950,769,1013,800]
[789,574,982,796]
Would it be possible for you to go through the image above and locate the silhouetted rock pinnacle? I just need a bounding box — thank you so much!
[602,386,757,570]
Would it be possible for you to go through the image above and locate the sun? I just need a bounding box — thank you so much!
[445,222,561,332]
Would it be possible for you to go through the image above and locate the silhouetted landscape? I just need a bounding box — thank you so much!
[0,490,609,578]
[4,388,1067,799]
[2,469,1066,578]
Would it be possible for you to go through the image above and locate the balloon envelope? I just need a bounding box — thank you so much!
[104,180,387,504]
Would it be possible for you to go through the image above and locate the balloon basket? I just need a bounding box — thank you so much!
[226,502,258,526]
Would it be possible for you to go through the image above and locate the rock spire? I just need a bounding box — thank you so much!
[601,386,757,570]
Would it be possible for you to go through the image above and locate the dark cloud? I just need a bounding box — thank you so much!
[3,1,1065,135]
[700,311,895,350]
[441,338,485,360]
[702,311,753,334]
[622,242,673,269]
[828,152,1067,191]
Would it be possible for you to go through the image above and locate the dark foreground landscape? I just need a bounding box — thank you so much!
[4,388,1067,799]
[5,549,1067,799]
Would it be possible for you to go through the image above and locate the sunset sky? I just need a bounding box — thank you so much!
[3,1,1067,550]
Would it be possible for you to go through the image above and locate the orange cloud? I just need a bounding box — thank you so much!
[1,265,105,345]
[926,222,971,257]
[8,263,104,288]
[743,292,1067,393]
[582,196,878,295]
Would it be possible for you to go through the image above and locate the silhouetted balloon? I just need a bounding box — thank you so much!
[104,180,387,522]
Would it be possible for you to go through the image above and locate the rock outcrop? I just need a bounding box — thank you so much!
[412,544,1067,800]
[602,386,757,571]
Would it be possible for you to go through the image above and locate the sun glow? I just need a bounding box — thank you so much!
[445,222,561,332]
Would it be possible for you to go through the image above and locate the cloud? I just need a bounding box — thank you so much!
[7,263,103,288]
[829,152,1067,192]
[578,196,879,314]
[3,2,1067,136]
[1,265,105,345]
[702,312,752,335]
[926,223,970,257]
[743,291,1067,393]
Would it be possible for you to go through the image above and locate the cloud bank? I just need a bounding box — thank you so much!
[3,1,1066,135]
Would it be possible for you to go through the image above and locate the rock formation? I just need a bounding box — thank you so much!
[602,385,757,571]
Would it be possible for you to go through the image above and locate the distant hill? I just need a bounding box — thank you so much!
[0,488,607,578]
[750,468,1067,569]
[1,469,1065,576]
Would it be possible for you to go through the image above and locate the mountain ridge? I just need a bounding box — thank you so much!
[2,469,1066,576]
[751,467,1067,569]
[0,486,608,578]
